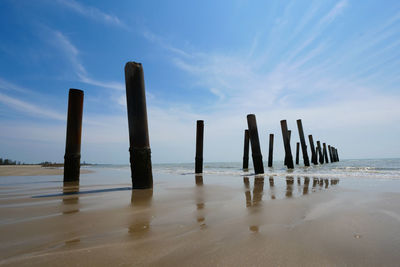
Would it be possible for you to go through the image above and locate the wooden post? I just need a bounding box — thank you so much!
[296,119,310,166]
[336,148,340,161]
[331,146,336,162]
[195,120,204,174]
[328,145,334,162]
[125,62,153,189]
[64,89,84,182]
[243,130,249,170]
[280,120,294,169]
[246,114,264,174]
[268,133,274,167]
[308,135,317,165]
[317,141,324,164]
[323,143,329,163]
[284,130,291,165]
[295,142,300,165]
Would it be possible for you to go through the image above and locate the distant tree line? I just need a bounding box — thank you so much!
[0,158,22,165]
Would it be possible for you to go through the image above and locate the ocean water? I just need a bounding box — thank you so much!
[150,158,400,179]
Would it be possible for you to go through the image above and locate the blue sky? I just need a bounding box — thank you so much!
[0,0,399,164]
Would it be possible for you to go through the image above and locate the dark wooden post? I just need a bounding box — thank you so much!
[246,114,264,174]
[336,148,340,161]
[268,133,274,167]
[296,119,310,166]
[308,135,317,165]
[243,130,249,170]
[317,141,324,164]
[195,120,204,174]
[284,130,291,165]
[295,142,300,165]
[323,143,329,163]
[280,120,294,169]
[125,62,153,189]
[64,89,84,182]
[328,145,333,162]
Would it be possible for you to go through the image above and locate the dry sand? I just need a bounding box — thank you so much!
[0,165,92,176]
[0,172,400,266]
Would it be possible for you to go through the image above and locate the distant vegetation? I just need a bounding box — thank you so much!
[0,158,92,167]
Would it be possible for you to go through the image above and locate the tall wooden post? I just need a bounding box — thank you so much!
[247,114,264,174]
[308,135,317,165]
[268,133,274,167]
[243,130,249,170]
[317,141,324,164]
[125,62,153,189]
[280,120,294,169]
[296,119,310,166]
[195,120,204,174]
[323,143,329,163]
[295,142,300,165]
[284,130,291,165]
[64,89,84,182]
[328,145,333,162]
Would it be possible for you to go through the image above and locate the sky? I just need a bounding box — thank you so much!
[0,0,399,164]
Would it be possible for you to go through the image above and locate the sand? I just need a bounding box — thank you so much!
[0,170,400,266]
[0,165,92,176]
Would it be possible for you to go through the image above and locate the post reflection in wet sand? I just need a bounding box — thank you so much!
[195,175,206,229]
[62,181,80,215]
[243,177,264,232]
[286,177,294,198]
[303,177,310,195]
[269,176,276,199]
[129,189,153,235]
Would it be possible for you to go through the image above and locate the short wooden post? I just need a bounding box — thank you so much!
[308,135,317,165]
[323,143,329,163]
[280,120,294,169]
[295,142,300,165]
[296,119,310,166]
[336,148,340,161]
[268,133,274,167]
[328,145,333,162]
[247,114,264,174]
[242,130,249,170]
[284,130,291,165]
[317,141,324,164]
[64,89,84,182]
[125,62,153,189]
[331,146,336,162]
[195,120,204,174]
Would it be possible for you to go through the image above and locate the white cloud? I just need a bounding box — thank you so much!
[56,0,126,28]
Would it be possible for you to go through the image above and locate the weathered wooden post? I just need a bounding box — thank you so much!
[296,119,310,166]
[336,148,340,161]
[64,89,84,182]
[125,62,153,189]
[280,120,294,169]
[295,142,300,165]
[284,130,291,165]
[268,133,274,167]
[195,120,204,174]
[243,129,249,170]
[308,135,317,165]
[323,143,329,163]
[247,114,264,174]
[328,145,333,162]
[317,141,324,164]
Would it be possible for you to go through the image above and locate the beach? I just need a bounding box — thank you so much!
[0,161,400,266]
[0,165,92,177]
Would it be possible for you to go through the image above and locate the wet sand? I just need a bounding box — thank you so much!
[0,165,92,176]
[0,170,400,266]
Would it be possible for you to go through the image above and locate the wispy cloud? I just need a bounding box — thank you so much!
[0,91,65,120]
[55,0,126,28]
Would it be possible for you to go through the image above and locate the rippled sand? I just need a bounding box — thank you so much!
[1,168,400,266]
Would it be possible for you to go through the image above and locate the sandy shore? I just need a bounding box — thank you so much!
[0,165,93,176]
[0,169,399,266]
